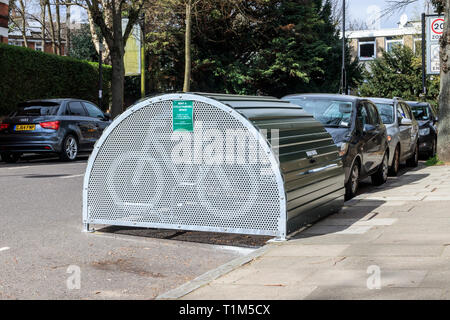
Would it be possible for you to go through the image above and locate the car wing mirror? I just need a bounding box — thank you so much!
[400,118,412,126]
[103,112,111,120]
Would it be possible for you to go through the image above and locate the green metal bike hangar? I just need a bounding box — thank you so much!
[83,93,345,240]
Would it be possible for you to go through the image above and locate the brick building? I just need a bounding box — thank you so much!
[8,20,67,55]
[0,0,8,44]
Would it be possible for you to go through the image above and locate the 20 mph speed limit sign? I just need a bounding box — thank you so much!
[426,16,445,74]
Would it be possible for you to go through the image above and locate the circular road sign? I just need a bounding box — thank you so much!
[432,18,444,35]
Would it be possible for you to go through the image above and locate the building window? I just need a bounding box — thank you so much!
[8,40,22,47]
[35,42,43,52]
[386,39,403,52]
[414,38,422,56]
[359,41,376,60]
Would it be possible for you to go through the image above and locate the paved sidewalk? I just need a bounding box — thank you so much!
[180,164,450,299]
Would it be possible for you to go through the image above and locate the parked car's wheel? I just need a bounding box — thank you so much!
[60,135,78,161]
[1,152,21,163]
[429,139,437,158]
[388,145,400,176]
[406,143,419,167]
[345,160,360,201]
[371,152,388,186]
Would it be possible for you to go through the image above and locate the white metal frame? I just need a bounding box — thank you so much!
[82,93,287,240]
[358,40,376,60]
[385,39,404,52]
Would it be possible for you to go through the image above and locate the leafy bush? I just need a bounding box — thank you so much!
[425,155,444,166]
[0,43,111,115]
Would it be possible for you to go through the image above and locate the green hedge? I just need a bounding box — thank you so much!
[0,43,111,115]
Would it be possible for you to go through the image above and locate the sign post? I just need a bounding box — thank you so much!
[426,15,444,75]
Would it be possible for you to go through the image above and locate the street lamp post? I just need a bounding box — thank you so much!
[341,0,347,95]
[98,35,103,108]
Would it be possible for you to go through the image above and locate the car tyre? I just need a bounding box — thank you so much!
[1,152,21,163]
[345,160,360,201]
[371,152,388,186]
[406,143,419,167]
[388,145,400,176]
[60,135,78,161]
[429,139,437,158]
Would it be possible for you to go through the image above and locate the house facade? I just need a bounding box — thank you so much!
[0,0,8,44]
[8,20,67,55]
[347,21,422,65]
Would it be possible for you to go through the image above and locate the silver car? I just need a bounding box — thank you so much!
[369,98,419,176]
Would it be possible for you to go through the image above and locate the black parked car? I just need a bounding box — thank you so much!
[0,99,111,163]
[406,101,438,158]
[283,94,389,200]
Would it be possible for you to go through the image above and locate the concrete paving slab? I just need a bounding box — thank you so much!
[301,269,427,288]
[305,287,445,300]
[335,256,450,270]
[372,233,450,245]
[264,245,349,257]
[183,284,318,300]
[300,225,373,235]
[341,244,444,257]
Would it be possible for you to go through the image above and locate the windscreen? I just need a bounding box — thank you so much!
[12,102,60,117]
[410,105,430,120]
[288,98,353,127]
[374,103,394,124]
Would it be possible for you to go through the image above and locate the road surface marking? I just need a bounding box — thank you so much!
[0,247,10,252]
[60,174,84,179]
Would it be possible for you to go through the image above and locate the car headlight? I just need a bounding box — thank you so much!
[337,142,349,157]
[419,128,430,136]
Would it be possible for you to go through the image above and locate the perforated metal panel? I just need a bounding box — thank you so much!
[83,94,286,237]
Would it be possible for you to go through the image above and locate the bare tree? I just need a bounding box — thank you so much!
[55,0,62,54]
[9,0,31,47]
[66,0,71,55]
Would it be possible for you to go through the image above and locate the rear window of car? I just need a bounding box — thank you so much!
[12,102,60,116]
[374,103,394,124]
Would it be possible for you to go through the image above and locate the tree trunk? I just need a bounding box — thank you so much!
[19,0,28,48]
[438,1,450,162]
[110,49,125,118]
[66,1,71,55]
[109,12,125,119]
[40,0,46,50]
[183,0,192,92]
[55,0,62,55]
[46,0,56,54]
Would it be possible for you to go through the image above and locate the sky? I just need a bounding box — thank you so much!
[347,0,433,29]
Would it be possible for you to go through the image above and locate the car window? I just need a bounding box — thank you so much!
[402,103,413,119]
[83,102,104,119]
[13,102,60,116]
[397,103,406,120]
[67,102,87,116]
[286,98,353,128]
[374,103,394,124]
[399,103,411,119]
[357,104,369,127]
[365,103,380,125]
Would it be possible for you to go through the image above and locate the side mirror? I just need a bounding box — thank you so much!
[434,116,439,123]
[400,118,412,126]
[103,112,111,120]
[363,124,376,133]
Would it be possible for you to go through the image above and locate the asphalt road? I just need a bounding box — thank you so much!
[0,154,268,300]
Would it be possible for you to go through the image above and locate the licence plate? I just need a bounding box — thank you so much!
[15,124,35,131]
